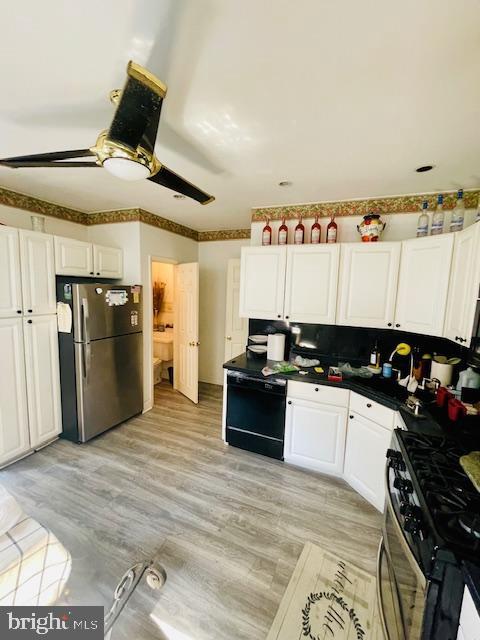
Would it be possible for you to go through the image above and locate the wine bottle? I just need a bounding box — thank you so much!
[416,201,429,237]
[294,215,305,244]
[326,215,337,243]
[450,188,465,232]
[262,218,272,246]
[278,217,288,245]
[431,194,444,235]
[311,214,321,244]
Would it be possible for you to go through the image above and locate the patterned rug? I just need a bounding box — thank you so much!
[267,542,384,640]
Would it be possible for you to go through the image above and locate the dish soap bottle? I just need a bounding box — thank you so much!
[278,216,288,245]
[311,214,321,244]
[326,214,337,243]
[416,201,429,237]
[450,189,465,232]
[262,218,272,246]
[294,215,305,244]
[431,194,444,235]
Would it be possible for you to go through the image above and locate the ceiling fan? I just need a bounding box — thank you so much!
[0,61,215,205]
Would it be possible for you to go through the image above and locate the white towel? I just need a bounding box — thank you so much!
[0,485,24,537]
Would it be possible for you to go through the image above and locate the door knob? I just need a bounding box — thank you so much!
[226,336,232,341]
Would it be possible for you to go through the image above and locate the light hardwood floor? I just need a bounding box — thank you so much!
[1,382,382,640]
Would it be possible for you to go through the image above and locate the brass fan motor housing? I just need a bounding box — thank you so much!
[91,131,161,177]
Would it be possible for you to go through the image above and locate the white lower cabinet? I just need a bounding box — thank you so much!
[285,397,347,476]
[23,315,62,448]
[343,411,392,512]
[0,318,30,466]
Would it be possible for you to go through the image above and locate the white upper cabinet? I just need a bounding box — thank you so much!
[54,236,94,277]
[284,244,340,324]
[93,244,123,278]
[285,397,347,476]
[395,234,454,336]
[444,224,480,347]
[0,318,31,467]
[23,314,62,448]
[239,246,287,319]
[0,226,23,318]
[337,242,401,329]
[19,230,56,315]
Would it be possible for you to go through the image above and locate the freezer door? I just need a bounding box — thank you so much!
[72,283,142,341]
[75,332,143,441]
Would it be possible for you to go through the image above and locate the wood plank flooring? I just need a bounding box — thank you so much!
[1,382,382,640]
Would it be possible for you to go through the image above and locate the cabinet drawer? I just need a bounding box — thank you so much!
[288,380,349,407]
[349,391,394,429]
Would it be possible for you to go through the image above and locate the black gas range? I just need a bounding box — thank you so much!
[378,428,480,640]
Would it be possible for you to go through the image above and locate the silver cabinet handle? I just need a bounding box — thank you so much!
[226,336,232,341]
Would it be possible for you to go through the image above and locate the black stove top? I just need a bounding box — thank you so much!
[396,431,480,563]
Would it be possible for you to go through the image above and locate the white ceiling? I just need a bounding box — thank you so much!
[0,0,480,230]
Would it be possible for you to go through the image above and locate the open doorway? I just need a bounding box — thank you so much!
[152,261,175,389]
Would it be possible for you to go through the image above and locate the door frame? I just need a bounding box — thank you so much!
[146,255,178,412]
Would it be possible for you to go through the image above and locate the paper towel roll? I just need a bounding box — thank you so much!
[267,333,286,361]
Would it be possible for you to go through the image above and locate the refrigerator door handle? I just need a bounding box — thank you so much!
[81,297,90,344]
[82,342,91,382]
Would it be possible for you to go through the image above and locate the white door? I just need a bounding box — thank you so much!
[93,244,123,279]
[23,315,62,448]
[239,246,287,320]
[19,230,56,315]
[284,398,347,476]
[224,259,248,362]
[343,411,391,512]
[0,226,23,318]
[284,244,340,324]
[444,224,480,347]
[337,242,401,329]
[174,262,199,404]
[395,234,454,336]
[0,318,31,467]
[54,236,94,276]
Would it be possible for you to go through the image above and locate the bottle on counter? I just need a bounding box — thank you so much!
[311,214,321,244]
[431,194,444,235]
[262,217,272,246]
[416,200,429,237]
[294,215,305,244]
[278,216,288,245]
[326,214,337,243]
[450,188,465,232]
[369,340,380,367]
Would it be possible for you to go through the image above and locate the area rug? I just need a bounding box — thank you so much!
[267,542,383,640]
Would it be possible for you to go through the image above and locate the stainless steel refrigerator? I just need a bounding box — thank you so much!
[56,279,143,442]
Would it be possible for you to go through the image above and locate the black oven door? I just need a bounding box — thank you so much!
[378,465,427,640]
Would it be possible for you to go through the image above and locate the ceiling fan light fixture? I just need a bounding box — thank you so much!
[103,157,151,181]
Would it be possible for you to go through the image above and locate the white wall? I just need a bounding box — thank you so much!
[198,239,250,385]
[0,204,87,239]
[250,209,478,245]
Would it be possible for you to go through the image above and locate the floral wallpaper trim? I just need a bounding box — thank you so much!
[0,186,87,224]
[197,229,251,242]
[251,189,480,221]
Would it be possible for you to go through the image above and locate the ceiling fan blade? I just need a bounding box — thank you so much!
[0,148,97,168]
[108,61,166,153]
[148,165,215,205]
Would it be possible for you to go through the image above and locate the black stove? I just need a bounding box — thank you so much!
[395,431,480,565]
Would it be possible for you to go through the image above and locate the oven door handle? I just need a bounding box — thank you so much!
[385,464,427,590]
[376,537,392,640]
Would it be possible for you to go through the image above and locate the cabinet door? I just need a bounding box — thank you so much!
[23,315,62,448]
[239,246,287,319]
[444,224,480,347]
[0,318,31,467]
[284,244,340,323]
[54,236,93,276]
[337,243,401,329]
[395,234,454,336]
[0,226,23,318]
[93,244,123,278]
[19,230,56,315]
[284,398,347,476]
[343,411,391,512]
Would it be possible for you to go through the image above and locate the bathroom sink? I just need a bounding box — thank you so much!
[153,331,173,361]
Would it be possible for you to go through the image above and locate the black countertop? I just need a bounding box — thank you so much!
[223,352,480,612]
